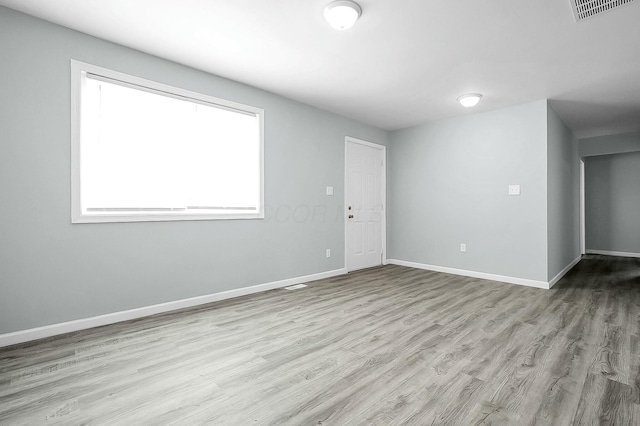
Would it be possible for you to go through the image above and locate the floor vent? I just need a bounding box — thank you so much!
[284,284,308,290]
[571,0,636,21]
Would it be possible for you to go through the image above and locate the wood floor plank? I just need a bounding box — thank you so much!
[1,255,639,424]
[463,400,523,425]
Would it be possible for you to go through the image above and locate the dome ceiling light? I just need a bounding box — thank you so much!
[324,1,362,31]
[457,93,483,108]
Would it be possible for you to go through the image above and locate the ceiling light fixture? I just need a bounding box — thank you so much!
[457,93,483,108]
[324,1,362,31]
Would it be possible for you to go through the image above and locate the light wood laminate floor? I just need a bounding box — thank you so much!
[1,255,640,425]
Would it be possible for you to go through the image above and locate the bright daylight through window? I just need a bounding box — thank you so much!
[71,61,264,223]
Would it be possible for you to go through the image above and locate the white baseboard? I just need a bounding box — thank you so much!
[586,249,640,259]
[548,255,582,289]
[386,259,549,289]
[0,268,347,348]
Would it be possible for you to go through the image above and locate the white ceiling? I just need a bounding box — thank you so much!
[2,0,640,139]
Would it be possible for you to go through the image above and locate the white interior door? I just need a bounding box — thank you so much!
[346,138,385,271]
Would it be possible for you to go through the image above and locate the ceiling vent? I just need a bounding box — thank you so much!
[571,0,636,21]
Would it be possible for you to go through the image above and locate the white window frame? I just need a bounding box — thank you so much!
[70,60,264,224]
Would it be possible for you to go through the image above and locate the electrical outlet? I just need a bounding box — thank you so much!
[326,249,331,258]
[460,243,466,252]
[508,184,521,196]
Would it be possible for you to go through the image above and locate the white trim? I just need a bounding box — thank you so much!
[345,136,386,151]
[70,59,265,224]
[580,160,586,254]
[70,60,84,224]
[548,255,582,288]
[344,137,387,272]
[386,259,550,289]
[0,268,346,348]
[586,250,640,258]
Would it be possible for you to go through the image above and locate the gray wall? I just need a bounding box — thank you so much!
[585,152,640,254]
[580,131,640,157]
[0,7,389,334]
[388,100,549,282]
[546,103,581,280]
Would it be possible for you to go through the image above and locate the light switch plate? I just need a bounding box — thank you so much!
[508,184,521,196]
[326,186,334,196]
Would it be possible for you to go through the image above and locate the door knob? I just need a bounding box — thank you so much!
[348,214,354,219]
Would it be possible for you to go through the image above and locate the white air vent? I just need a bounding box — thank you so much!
[284,284,307,290]
[571,0,636,21]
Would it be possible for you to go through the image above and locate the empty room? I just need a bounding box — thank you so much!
[2,1,640,424]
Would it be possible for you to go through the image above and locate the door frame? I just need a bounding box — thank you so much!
[344,136,387,272]
[580,159,586,255]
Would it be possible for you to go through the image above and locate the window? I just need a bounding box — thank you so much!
[71,60,264,223]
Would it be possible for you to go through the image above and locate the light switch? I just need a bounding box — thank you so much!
[326,186,334,196]
[508,184,521,196]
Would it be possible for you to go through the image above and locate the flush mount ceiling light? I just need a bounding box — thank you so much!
[324,1,362,30]
[457,93,483,108]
